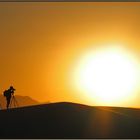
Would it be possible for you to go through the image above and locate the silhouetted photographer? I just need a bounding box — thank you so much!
[3,86,16,109]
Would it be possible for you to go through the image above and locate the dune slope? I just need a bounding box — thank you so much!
[0,102,140,138]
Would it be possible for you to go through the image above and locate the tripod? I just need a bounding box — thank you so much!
[9,96,19,108]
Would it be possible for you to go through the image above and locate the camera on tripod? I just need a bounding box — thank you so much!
[3,86,18,109]
[9,86,16,95]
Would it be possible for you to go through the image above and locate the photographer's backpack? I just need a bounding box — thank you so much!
[3,90,7,97]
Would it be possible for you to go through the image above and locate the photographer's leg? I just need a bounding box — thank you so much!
[7,98,10,109]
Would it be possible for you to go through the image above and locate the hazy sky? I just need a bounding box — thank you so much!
[1,2,140,107]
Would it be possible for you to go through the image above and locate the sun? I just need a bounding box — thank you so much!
[72,45,139,106]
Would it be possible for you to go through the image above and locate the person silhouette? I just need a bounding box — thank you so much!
[3,86,16,109]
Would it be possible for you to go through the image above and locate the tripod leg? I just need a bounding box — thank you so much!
[15,99,19,107]
[15,99,17,107]
[12,97,15,107]
[13,97,19,107]
[13,99,15,107]
[14,98,16,107]
[13,96,19,107]
[9,97,13,109]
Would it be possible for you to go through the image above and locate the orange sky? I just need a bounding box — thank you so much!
[0,2,140,107]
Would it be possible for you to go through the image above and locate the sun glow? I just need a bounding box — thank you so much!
[72,45,140,106]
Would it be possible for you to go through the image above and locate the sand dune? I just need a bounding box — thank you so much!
[0,102,140,138]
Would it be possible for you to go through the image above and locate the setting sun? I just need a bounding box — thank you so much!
[2,2,140,139]
[1,2,140,108]
[73,45,139,105]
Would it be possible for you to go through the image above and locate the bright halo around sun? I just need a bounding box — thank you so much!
[72,45,139,106]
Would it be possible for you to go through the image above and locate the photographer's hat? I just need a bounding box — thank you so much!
[10,86,14,90]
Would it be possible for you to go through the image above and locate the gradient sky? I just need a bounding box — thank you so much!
[0,2,140,107]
